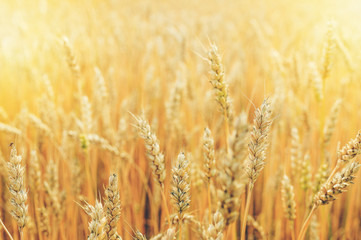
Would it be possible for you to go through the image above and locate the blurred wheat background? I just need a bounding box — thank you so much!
[1,0,361,239]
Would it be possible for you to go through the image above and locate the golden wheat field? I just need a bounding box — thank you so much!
[2,0,361,239]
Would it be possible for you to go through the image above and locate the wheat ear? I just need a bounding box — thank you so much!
[298,162,360,240]
[281,175,296,240]
[207,43,233,152]
[134,115,170,225]
[104,174,122,240]
[241,98,272,240]
[82,200,107,240]
[171,152,190,240]
[202,127,216,223]
[7,145,28,233]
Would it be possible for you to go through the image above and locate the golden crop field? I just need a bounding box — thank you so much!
[1,0,361,239]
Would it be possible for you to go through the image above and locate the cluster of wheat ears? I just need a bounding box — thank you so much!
[1,0,361,239]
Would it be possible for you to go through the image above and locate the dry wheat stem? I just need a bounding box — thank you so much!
[0,217,14,240]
